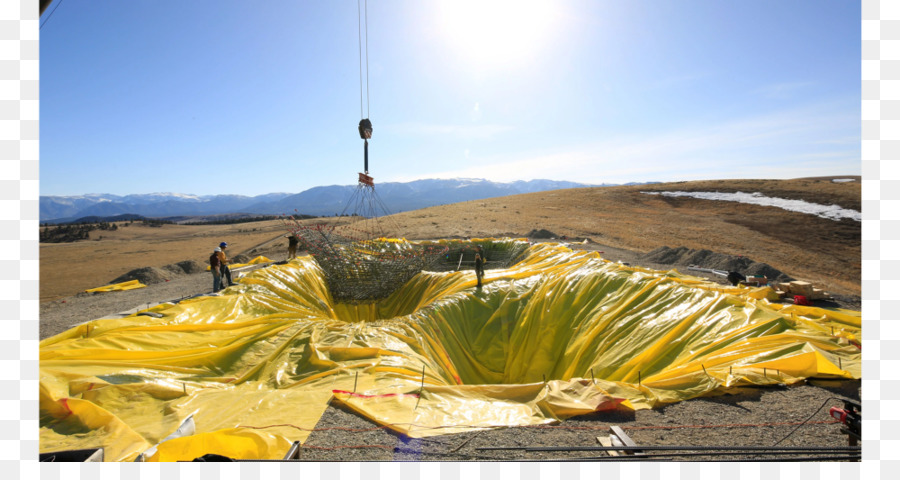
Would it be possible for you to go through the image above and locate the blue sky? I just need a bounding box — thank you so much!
[39,1,861,197]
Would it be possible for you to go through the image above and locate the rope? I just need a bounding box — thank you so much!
[629,419,838,431]
[300,444,393,451]
[238,418,839,435]
[357,0,371,119]
[364,0,370,118]
[771,397,847,446]
[357,0,364,119]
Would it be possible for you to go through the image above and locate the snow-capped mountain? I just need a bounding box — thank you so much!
[40,179,608,223]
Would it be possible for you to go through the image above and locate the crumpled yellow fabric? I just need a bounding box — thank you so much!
[206,255,274,271]
[85,279,146,293]
[40,239,860,461]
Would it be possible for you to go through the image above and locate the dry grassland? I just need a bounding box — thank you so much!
[40,177,860,302]
[386,177,860,297]
[39,216,350,302]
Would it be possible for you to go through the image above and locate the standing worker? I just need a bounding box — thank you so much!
[474,246,485,289]
[287,233,299,260]
[217,241,232,287]
[210,247,222,292]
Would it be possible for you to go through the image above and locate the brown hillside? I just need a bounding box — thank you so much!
[39,177,860,302]
[383,177,860,297]
[38,216,351,302]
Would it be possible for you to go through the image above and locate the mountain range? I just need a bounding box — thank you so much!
[40,178,632,223]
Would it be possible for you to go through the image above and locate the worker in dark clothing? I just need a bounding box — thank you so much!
[726,271,746,286]
[474,246,485,289]
[287,234,299,260]
[217,242,232,287]
[210,248,222,292]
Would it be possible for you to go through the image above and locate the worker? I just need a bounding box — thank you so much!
[287,233,299,260]
[217,242,232,287]
[474,246,485,289]
[726,271,745,286]
[209,247,222,292]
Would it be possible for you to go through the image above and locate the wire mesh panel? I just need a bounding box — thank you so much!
[282,184,448,303]
[428,239,531,272]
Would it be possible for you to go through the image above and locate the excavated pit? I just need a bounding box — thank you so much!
[39,238,861,460]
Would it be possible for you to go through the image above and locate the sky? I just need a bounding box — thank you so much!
[38,0,862,197]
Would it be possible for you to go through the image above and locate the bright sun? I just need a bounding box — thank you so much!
[438,0,558,67]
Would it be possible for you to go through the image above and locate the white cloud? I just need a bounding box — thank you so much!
[391,105,859,184]
[752,81,815,99]
[814,136,860,146]
[384,122,513,139]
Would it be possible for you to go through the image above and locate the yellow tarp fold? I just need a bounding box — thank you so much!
[41,239,860,461]
[206,255,274,271]
[85,279,146,293]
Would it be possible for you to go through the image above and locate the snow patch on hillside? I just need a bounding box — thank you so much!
[642,191,861,222]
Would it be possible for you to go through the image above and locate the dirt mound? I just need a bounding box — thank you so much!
[232,254,251,264]
[161,264,185,276]
[526,229,558,239]
[97,260,206,293]
[640,246,793,282]
[156,260,206,277]
[175,260,205,274]
[110,266,172,285]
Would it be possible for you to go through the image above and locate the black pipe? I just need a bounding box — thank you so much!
[526,454,860,463]
[478,445,860,452]
[529,450,861,461]
[529,445,860,452]
[528,446,859,452]
[364,139,369,174]
[717,455,860,463]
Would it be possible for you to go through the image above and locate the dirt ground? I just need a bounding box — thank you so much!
[294,380,861,462]
[38,177,862,461]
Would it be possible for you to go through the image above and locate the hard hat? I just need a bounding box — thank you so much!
[214,247,221,252]
[219,242,227,248]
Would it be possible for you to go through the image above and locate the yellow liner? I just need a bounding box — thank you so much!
[85,279,146,293]
[206,255,274,271]
[41,240,860,461]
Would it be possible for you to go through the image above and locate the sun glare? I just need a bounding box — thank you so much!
[438,0,558,67]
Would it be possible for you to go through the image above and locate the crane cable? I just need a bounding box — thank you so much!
[40,0,66,30]
[357,0,370,120]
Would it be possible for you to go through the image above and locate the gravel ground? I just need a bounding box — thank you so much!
[41,266,223,340]
[294,380,860,462]
[40,247,287,340]
[39,241,862,461]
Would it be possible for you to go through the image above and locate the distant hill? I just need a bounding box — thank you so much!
[64,214,148,224]
[40,192,295,224]
[40,179,618,223]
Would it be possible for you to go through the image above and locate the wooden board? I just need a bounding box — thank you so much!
[609,425,644,456]
[596,436,620,457]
